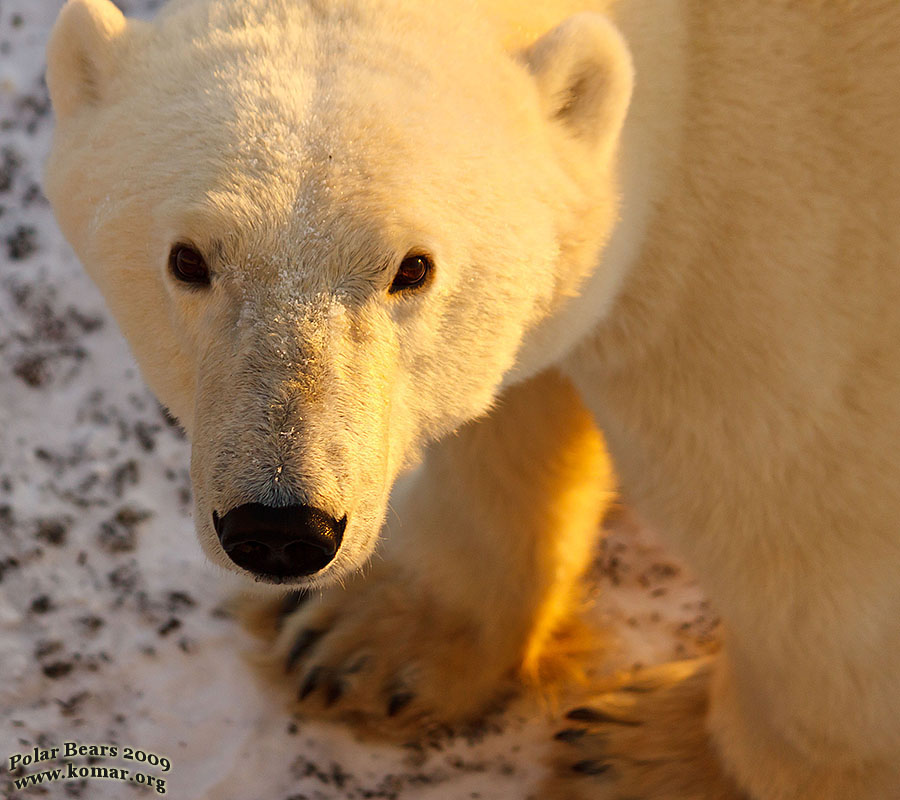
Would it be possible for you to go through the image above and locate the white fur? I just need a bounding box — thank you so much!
[45,0,900,797]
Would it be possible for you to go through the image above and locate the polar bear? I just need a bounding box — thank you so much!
[44,0,900,798]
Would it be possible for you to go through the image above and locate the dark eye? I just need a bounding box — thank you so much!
[390,253,432,293]
[169,244,211,286]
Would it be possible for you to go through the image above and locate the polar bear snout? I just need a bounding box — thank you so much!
[212,502,347,579]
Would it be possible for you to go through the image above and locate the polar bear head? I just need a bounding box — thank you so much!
[45,0,632,587]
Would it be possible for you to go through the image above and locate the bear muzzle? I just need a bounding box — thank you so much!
[212,503,346,580]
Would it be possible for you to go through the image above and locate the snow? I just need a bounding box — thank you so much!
[0,2,717,798]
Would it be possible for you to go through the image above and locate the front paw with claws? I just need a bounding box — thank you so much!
[544,657,746,800]
[258,568,521,736]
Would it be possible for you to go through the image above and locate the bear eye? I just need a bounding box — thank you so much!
[390,253,433,294]
[169,244,211,286]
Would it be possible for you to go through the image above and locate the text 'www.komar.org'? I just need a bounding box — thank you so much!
[8,742,170,795]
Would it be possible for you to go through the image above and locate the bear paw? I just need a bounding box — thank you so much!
[258,571,520,737]
[543,657,746,800]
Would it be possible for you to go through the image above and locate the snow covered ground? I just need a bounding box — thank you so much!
[0,3,717,798]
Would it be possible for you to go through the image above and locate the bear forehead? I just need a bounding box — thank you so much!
[149,0,505,104]
[125,0,532,218]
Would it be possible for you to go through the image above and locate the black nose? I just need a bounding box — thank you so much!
[213,503,346,578]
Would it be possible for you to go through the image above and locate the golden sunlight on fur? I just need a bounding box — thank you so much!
[45,0,900,797]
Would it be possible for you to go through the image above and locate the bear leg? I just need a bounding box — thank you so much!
[239,368,615,736]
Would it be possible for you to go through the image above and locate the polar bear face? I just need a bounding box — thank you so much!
[45,0,632,586]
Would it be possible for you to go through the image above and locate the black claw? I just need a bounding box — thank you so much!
[571,760,612,776]
[299,666,323,700]
[387,692,414,717]
[566,707,641,726]
[286,629,324,672]
[344,654,371,675]
[279,590,309,622]
[324,680,345,708]
[554,728,588,743]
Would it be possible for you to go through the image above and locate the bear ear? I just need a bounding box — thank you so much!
[523,13,634,158]
[46,0,131,119]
